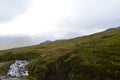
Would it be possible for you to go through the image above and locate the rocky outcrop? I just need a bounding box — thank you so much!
[7,60,29,77]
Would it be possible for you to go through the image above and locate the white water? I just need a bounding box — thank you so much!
[7,60,29,77]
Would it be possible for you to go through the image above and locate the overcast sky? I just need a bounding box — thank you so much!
[0,0,120,40]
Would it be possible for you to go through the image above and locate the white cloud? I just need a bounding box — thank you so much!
[0,0,120,40]
[0,0,74,36]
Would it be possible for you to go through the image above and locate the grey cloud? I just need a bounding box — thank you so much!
[0,0,31,23]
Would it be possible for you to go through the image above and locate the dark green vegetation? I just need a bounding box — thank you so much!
[0,27,120,80]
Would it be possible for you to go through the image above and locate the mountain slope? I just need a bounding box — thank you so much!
[0,27,120,80]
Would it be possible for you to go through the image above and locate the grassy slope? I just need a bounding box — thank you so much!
[0,28,120,80]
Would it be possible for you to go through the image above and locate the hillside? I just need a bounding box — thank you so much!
[0,27,120,80]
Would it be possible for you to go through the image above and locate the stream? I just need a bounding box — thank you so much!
[0,60,29,80]
[0,76,21,80]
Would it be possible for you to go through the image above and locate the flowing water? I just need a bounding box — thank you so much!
[0,60,29,80]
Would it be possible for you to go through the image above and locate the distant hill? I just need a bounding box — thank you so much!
[40,40,52,44]
[0,27,120,80]
[0,36,34,50]
[105,26,120,32]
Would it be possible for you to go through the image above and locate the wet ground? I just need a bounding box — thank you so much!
[0,76,23,80]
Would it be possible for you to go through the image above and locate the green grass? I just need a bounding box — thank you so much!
[0,27,120,80]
